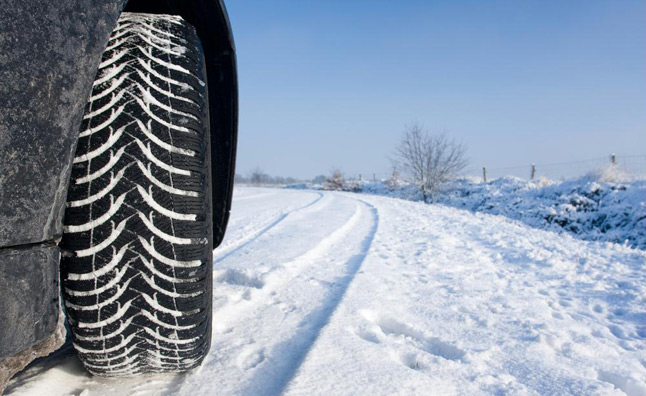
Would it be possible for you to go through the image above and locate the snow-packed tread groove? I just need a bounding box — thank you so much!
[89,73,130,102]
[134,69,199,105]
[60,12,212,376]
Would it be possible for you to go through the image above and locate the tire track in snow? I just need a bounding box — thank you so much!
[238,198,380,396]
[210,195,366,332]
[212,192,325,264]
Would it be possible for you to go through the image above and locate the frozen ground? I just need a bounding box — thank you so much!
[7,187,646,395]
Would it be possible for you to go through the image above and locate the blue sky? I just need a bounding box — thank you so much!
[225,1,645,179]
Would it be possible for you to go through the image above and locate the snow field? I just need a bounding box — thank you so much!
[6,187,646,396]
[285,194,646,395]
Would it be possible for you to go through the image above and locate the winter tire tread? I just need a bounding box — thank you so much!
[61,12,212,376]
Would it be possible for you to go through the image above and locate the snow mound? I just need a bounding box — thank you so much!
[437,176,646,250]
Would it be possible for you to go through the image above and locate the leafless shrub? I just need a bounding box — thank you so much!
[324,168,346,191]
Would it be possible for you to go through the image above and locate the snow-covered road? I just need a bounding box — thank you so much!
[7,188,646,396]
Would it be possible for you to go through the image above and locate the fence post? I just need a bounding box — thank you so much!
[482,167,487,183]
[373,173,376,182]
[611,154,616,166]
[531,164,536,180]
[359,174,362,181]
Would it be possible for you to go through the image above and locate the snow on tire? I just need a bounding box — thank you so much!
[61,13,212,376]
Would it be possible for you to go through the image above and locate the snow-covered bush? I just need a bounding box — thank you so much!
[437,176,645,249]
[322,169,363,192]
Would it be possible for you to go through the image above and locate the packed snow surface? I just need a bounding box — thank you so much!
[7,188,646,395]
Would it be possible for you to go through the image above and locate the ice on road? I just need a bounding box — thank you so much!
[7,188,646,396]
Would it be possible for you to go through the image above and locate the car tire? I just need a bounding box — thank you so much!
[60,12,212,376]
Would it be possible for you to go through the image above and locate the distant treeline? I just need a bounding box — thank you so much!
[234,169,300,186]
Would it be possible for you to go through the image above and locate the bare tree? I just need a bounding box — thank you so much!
[393,123,468,202]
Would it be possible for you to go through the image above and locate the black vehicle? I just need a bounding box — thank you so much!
[0,0,237,387]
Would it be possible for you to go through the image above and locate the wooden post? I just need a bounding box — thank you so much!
[359,174,362,181]
[373,173,376,182]
[611,154,616,166]
[482,167,487,183]
[531,164,536,180]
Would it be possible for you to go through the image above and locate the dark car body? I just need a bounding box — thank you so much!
[0,0,237,367]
